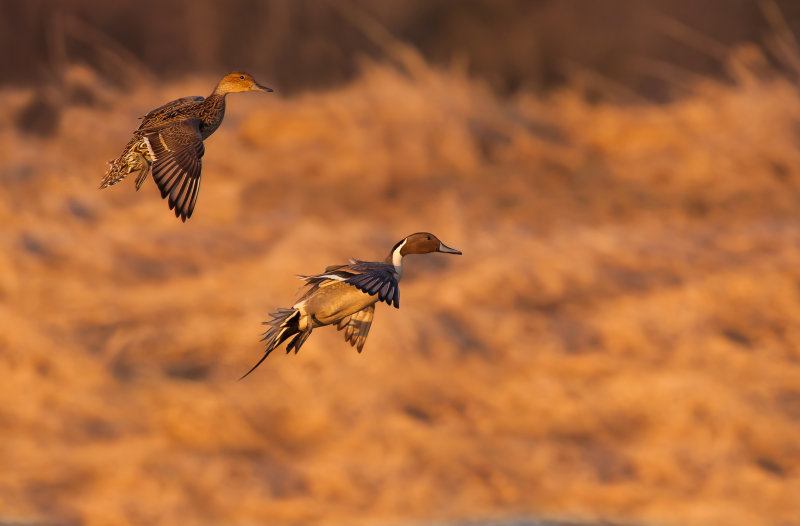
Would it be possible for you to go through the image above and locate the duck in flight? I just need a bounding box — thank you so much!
[241,232,462,378]
[99,71,273,221]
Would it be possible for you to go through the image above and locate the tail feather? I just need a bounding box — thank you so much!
[99,138,151,190]
[99,159,129,189]
[286,328,312,354]
[240,308,307,379]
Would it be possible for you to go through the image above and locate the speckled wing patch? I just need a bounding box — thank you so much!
[141,96,204,121]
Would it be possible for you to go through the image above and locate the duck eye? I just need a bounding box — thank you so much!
[426,236,431,240]
[239,75,245,79]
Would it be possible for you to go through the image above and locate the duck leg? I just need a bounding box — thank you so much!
[133,152,152,190]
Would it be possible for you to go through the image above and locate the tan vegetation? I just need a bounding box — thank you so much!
[1,45,799,525]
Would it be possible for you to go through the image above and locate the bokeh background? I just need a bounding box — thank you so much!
[1,1,800,525]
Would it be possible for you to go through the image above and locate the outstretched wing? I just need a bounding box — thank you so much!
[337,304,375,352]
[344,261,400,308]
[141,118,204,222]
[299,260,400,307]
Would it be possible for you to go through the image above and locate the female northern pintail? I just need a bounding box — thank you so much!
[241,232,462,378]
[99,72,272,221]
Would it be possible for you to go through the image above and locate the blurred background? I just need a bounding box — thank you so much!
[1,1,800,525]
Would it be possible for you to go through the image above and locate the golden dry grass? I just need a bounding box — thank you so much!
[1,49,799,526]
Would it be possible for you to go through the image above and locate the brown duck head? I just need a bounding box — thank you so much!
[214,72,273,95]
[387,232,462,266]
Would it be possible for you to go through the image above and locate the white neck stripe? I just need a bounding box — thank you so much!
[392,239,407,273]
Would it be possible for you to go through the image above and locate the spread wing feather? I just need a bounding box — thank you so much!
[337,305,375,352]
[299,260,400,308]
[343,261,400,308]
[141,118,205,222]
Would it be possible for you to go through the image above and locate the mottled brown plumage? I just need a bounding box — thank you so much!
[241,233,462,378]
[100,72,272,221]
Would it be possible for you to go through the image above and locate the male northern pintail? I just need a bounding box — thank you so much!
[241,232,462,378]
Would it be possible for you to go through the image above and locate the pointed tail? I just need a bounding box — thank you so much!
[239,308,312,379]
[99,139,151,189]
[98,160,126,189]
